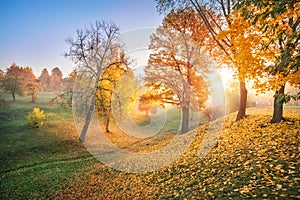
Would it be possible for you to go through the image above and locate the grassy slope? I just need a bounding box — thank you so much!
[0,95,299,199]
[53,107,300,199]
[0,93,95,199]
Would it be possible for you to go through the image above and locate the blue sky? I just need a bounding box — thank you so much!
[0,0,163,77]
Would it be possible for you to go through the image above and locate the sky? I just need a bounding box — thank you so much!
[0,0,163,77]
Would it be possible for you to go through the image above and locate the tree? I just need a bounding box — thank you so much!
[138,98,153,116]
[95,52,131,133]
[1,64,25,101]
[62,69,77,92]
[27,79,39,102]
[23,68,39,102]
[50,70,78,108]
[143,10,210,134]
[65,21,125,141]
[52,70,78,108]
[233,0,300,122]
[1,64,39,102]
[155,0,251,121]
[38,68,50,92]
[50,67,63,92]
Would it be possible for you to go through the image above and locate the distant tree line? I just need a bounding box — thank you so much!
[0,63,76,102]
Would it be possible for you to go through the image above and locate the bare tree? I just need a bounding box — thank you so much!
[65,21,124,141]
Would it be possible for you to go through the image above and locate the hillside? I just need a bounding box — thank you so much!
[0,98,299,199]
[54,107,300,199]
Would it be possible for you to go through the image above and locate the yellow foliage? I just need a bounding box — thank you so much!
[27,107,45,128]
[95,56,135,126]
[216,10,271,82]
[216,5,299,96]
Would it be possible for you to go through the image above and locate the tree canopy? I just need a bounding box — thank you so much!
[0,64,37,101]
[143,9,210,133]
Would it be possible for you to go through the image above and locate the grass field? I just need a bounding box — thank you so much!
[0,93,299,199]
[0,93,95,199]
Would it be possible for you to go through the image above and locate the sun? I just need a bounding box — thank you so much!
[219,67,234,87]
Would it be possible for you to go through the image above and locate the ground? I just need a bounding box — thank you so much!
[0,93,299,199]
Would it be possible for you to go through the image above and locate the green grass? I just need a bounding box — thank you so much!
[0,93,96,199]
[0,93,90,172]
[0,157,95,199]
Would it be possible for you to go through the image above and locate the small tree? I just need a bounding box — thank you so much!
[138,98,152,116]
[26,73,39,103]
[65,21,124,141]
[1,64,25,101]
[95,52,131,133]
[27,82,39,103]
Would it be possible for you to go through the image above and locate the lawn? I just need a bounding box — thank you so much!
[0,94,299,199]
[0,93,95,199]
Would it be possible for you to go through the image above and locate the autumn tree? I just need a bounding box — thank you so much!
[0,64,38,101]
[50,70,78,108]
[138,98,153,117]
[156,0,252,121]
[233,0,300,122]
[65,21,125,141]
[62,70,77,92]
[23,68,39,102]
[143,10,210,134]
[38,68,50,92]
[1,64,25,101]
[50,67,63,92]
[27,80,39,102]
[95,52,131,133]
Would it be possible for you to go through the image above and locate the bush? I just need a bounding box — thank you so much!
[27,107,45,128]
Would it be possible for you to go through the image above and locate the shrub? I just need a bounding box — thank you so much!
[27,107,45,128]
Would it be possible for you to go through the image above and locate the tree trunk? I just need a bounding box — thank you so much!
[271,85,285,123]
[105,116,110,133]
[236,81,248,121]
[32,89,38,103]
[79,102,94,142]
[12,93,16,101]
[181,106,189,134]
